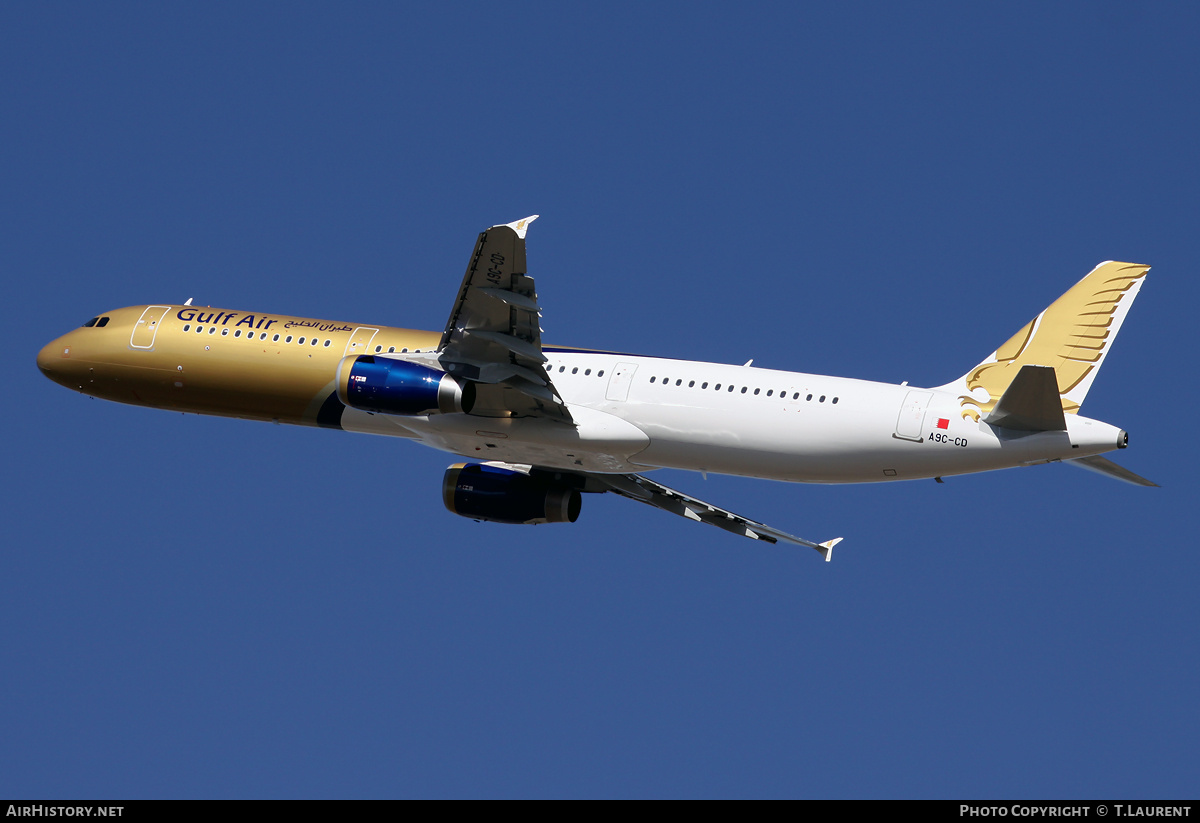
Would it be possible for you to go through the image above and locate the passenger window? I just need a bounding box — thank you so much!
[221,329,229,336]
[728,385,735,392]
[753,388,760,395]
[273,334,280,342]
[285,335,293,343]
[197,326,204,333]
[819,396,826,403]
[766,390,773,396]
[183,324,191,332]
[298,337,305,345]
[261,333,268,340]
[675,379,682,386]
[387,346,394,352]
[688,380,695,387]
[209,327,217,335]
[598,370,605,377]
[715,384,721,390]
[375,345,382,352]
[324,340,331,347]
[585,369,591,376]
[741,387,747,394]
[650,376,656,383]
[793,393,799,400]
[572,367,579,374]
[806,394,813,401]
[832,397,839,404]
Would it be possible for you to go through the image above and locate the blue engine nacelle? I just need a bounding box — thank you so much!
[442,463,582,525]
[337,355,475,415]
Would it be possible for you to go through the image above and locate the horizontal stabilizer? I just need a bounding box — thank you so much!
[1066,455,1158,487]
[985,365,1067,432]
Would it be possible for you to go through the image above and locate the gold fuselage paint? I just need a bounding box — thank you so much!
[37,304,443,426]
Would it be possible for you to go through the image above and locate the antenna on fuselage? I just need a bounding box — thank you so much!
[184,298,193,306]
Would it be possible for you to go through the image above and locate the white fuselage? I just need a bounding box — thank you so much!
[339,351,1126,483]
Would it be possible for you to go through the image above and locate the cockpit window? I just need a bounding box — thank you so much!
[96,317,109,327]
[82,317,99,327]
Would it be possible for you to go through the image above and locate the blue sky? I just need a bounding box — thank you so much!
[3,3,1196,798]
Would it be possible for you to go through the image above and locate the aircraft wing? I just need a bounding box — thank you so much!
[437,216,571,421]
[589,472,843,561]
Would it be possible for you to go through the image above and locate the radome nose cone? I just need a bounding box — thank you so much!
[37,336,71,380]
[37,341,57,373]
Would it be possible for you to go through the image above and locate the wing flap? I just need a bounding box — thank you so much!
[507,378,558,404]
[477,287,540,312]
[469,329,548,363]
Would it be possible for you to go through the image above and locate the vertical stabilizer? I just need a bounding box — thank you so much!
[937,261,1149,422]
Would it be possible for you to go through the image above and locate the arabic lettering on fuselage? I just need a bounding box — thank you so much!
[175,308,352,334]
[283,319,354,333]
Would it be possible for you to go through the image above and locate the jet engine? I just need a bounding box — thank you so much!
[337,355,474,415]
[442,463,582,525]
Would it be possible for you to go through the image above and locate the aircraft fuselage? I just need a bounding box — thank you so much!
[37,302,1127,485]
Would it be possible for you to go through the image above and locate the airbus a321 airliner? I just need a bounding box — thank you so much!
[37,217,1155,560]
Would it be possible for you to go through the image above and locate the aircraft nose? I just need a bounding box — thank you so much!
[37,334,76,383]
[38,339,60,373]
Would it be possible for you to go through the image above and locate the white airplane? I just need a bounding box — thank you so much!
[36,216,1155,560]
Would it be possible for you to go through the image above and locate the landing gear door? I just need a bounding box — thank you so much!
[605,363,638,402]
[894,390,933,442]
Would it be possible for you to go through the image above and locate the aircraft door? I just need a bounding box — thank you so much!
[894,390,933,442]
[343,327,379,358]
[605,363,638,402]
[130,306,172,350]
